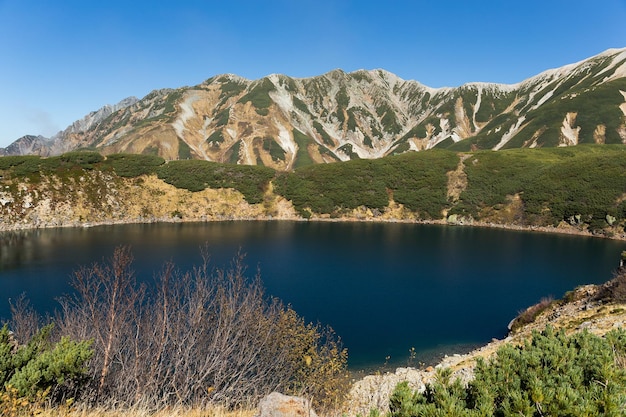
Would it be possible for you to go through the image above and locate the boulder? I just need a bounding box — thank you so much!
[255,392,318,417]
[346,367,427,416]
[606,214,617,226]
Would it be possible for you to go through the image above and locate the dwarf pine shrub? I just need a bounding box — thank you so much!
[0,324,92,405]
[390,326,626,417]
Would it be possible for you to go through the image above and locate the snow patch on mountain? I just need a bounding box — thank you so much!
[275,121,296,163]
[619,91,626,117]
[463,82,518,92]
[199,116,212,138]
[594,51,626,82]
[534,87,557,110]
[494,117,527,150]
[472,85,483,128]
[268,81,295,115]
[560,112,580,146]
[172,93,200,140]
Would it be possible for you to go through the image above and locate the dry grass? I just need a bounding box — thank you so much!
[35,406,256,417]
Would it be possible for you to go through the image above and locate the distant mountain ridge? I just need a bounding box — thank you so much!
[2,48,625,169]
[1,96,139,157]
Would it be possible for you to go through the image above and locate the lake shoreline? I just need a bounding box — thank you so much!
[2,213,625,242]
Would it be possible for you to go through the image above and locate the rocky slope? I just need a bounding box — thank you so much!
[0,172,298,231]
[2,49,625,170]
[1,97,139,157]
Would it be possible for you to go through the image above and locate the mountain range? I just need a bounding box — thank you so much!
[2,48,625,170]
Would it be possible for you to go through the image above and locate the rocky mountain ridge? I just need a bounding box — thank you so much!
[2,48,625,170]
[1,96,139,157]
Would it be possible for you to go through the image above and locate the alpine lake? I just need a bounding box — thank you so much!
[1,221,624,370]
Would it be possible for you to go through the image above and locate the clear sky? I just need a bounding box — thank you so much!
[0,0,625,147]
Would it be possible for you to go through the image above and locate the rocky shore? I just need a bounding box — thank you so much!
[345,284,626,415]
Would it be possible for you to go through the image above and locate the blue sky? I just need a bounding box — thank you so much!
[0,0,625,147]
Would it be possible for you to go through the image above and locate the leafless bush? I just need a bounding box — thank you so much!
[55,246,348,410]
[595,269,626,303]
[7,294,42,344]
[509,296,554,333]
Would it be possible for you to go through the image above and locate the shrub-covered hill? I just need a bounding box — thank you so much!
[1,145,626,237]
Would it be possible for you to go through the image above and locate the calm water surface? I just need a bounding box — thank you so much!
[1,221,624,369]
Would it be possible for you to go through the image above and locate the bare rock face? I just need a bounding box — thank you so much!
[346,367,429,416]
[0,135,52,156]
[255,392,318,417]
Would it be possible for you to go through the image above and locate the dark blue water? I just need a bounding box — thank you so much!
[1,221,624,369]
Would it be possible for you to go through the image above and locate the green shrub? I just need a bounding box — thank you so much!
[0,324,92,402]
[0,155,41,171]
[336,86,349,108]
[293,96,309,113]
[103,153,165,177]
[313,121,335,147]
[376,103,402,134]
[450,145,626,231]
[214,108,230,127]
[274,149,458,218]
[219,79,246,99]
[389,326,626,417]
[274,159,388,216]
[238,78,275,112]
[0,152,105,180]
[293,129,315,168]
[258,136,286,162]
[58,151,104,169]
[156,160,275,203]
[178,139,192,160]
[207,129,225,146]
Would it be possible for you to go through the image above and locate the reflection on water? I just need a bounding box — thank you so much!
[0,229,45,270]
[0,221,624,369]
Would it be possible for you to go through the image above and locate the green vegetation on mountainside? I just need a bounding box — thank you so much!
[451,145,626,232]
[155,160,275,204]
[274,149,458,218]
[0,152,104,179]
[237,78,276,116]
[1,145,626,234]
[503,78,626,149]
[104,153,165,177]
